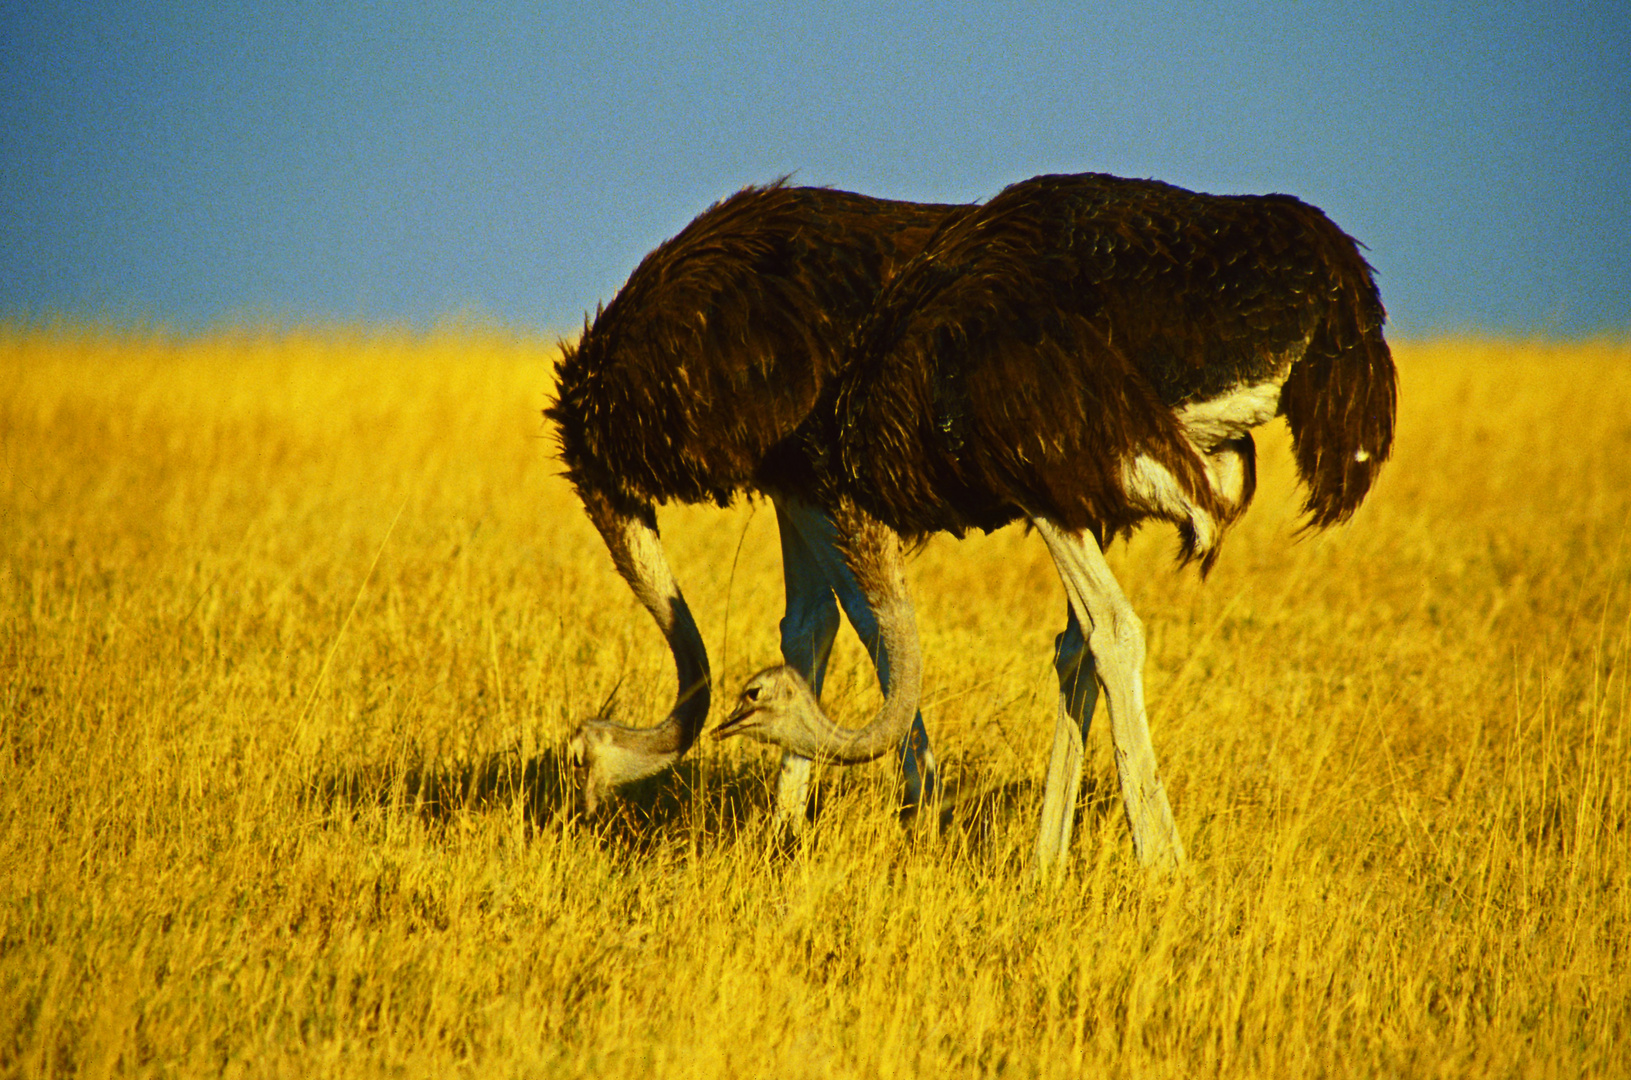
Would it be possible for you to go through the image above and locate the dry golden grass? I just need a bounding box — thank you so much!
[2,324,1628,1078]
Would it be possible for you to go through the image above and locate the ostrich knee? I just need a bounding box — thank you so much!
[1084,605,1146,700]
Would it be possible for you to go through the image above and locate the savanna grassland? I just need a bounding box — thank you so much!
[2,325,1628,1078]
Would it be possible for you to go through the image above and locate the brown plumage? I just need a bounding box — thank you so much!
[550,181,969,518]
[545,181,969,814]
[816,171,1396,558]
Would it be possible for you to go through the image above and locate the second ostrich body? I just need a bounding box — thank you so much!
[548,181,969,820]
[717,172,1398,872]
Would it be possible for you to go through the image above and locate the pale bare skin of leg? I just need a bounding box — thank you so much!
[1034,606,1100,880]
[1032,518,1186,872]
[770,501,838,830]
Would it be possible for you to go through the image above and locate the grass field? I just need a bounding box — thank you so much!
[2,325,1628,1077]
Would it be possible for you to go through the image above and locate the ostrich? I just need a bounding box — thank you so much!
[547,181,972,822]
[714,172,1397,873]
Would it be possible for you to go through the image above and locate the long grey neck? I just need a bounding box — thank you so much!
[782,501,924,765]
[583,491,711,762]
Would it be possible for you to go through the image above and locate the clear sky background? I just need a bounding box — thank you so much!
[4,1,1628,337]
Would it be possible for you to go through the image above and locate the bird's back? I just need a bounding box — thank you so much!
[548,182,971,515]
[822,172,1394,544]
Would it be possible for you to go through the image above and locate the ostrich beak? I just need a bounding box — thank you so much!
[713,686,764,740]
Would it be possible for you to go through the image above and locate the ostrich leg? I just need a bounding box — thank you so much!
[1034,607,1101,880]
[775,497,936,816]
[1032,518,1185,870]
[771,502,841,829]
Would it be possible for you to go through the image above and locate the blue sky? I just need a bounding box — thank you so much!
[4,1,1628,336]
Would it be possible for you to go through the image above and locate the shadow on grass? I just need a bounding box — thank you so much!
[302,744,1122,867]
[301,744,780,855]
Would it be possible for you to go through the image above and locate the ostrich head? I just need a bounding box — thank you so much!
[564,720,612,816]
[566,714,686,816]
[713,665,823,751]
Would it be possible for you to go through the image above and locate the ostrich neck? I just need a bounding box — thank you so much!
[583,490,712,762]
[599,600,709,764]
[780,504,924,765]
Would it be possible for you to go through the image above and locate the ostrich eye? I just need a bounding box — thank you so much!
[744,687,761,703]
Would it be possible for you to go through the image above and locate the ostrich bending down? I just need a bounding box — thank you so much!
[547,181,971,821]
[714,172,1397,872]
